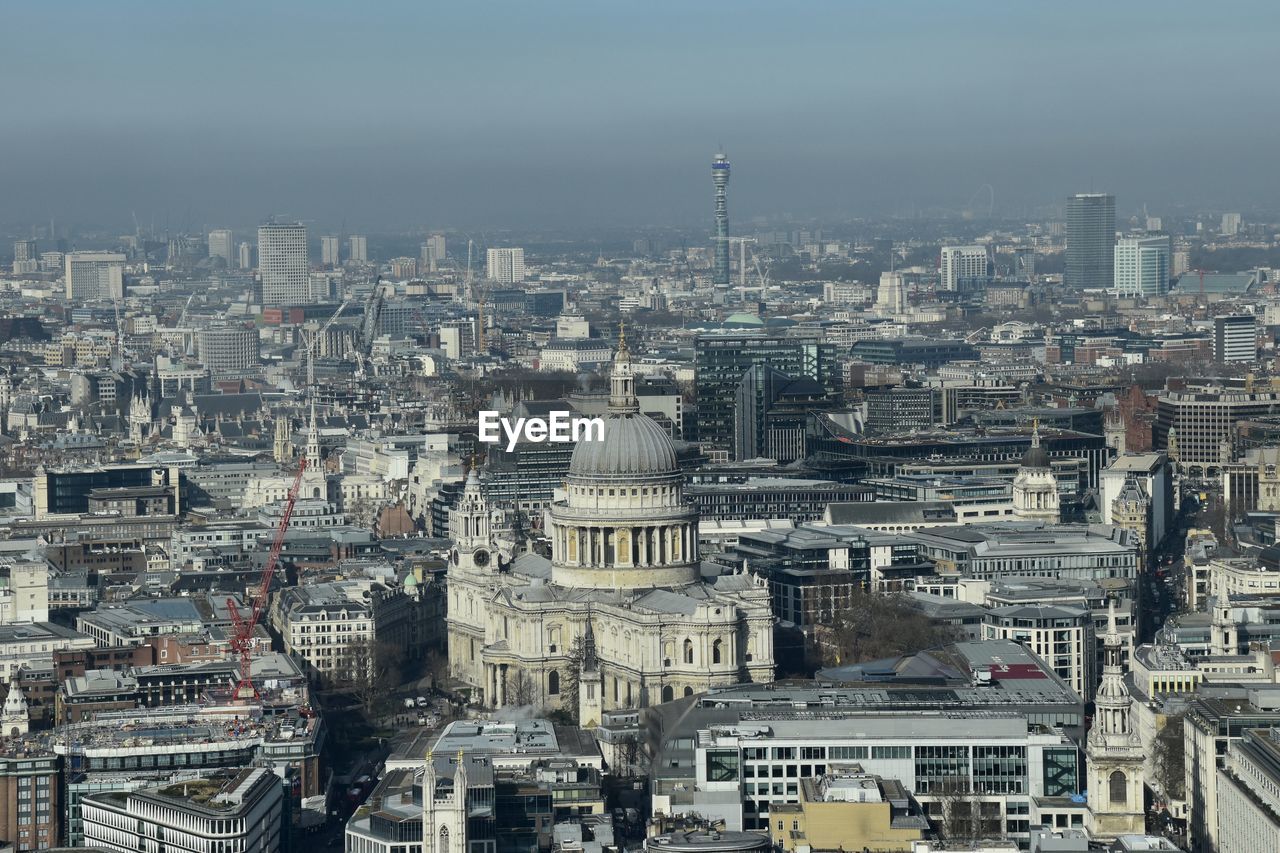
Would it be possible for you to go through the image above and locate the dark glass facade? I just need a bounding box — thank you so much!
[1066,193,1115,291]
[695,334,840,451]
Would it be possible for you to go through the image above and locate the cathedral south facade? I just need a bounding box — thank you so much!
[446,336,775,713]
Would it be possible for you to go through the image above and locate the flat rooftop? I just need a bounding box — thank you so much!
[432,719,559,754]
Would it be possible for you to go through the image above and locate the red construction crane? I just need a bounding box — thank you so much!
[228,459,307,700]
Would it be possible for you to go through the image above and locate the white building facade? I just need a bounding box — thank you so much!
[486,247,526,283]
[64,252,125,301]
[1217,727,1280,853]
[939,244,990,292]
[1113,235,1170,298]
[81,768,283,853]
[258,223,309,307]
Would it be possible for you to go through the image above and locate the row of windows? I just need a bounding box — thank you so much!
[744,744,911,762]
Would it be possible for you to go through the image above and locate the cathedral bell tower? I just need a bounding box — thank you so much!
[1086,600,1146,839]
[450,463,494,575]
[128,391,151,443]
[274,415,292,464]
[1104,410,1127,455]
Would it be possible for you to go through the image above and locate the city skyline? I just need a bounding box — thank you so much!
[3,4,1280,851]
[3,1,1279,232]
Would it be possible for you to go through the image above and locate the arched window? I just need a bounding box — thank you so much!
[548,671,560,696]
[1109,771,1127,805]
[683,639,694,664]
[439,826,450,853]
[661,685,674,703]
[683,686,694,698]
[712,639,723,665]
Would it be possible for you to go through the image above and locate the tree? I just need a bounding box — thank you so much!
[822,588,960,667]
[505,669,537,708]
[340,636,405,716]
[1152,714,1186,801]
[558,636,587,723]
[620,733,643,776]
[935,777,1002,840]
[424,647,449,691]
[935,778,982,840]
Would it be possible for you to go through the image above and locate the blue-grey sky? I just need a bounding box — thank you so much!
[2,0,1276,232]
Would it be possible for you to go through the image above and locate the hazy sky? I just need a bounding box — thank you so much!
[3,0,1277,233]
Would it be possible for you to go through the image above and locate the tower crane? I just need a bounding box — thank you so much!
[752,256,771,293]
[227,459,307,700]
[304,297,352,389]
[111,295,125,363]
[354,277,386,379]
[177,293,195,328]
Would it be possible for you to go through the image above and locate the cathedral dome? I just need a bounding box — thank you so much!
[549,328,700,590]
[1021,443,1050,470]
[1020,421,1051,469]
[567,412,677,480]
[566,327,680,484]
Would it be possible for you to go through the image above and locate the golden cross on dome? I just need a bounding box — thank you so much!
[617,320,629,355]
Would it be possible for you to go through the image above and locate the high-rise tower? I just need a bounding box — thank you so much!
[712,151,731,290]
[1066,193,1115,291]
[258,222,309,307]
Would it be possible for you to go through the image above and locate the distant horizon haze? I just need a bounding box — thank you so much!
[2,0,1276,232]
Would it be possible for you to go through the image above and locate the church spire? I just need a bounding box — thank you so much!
[305,399,321,470]
[1093,598,1132,737]
[581,611,599,673]
[1086,596,1145,838]
[578,608,602,729]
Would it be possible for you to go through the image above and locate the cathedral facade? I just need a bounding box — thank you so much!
[446,337,775,713]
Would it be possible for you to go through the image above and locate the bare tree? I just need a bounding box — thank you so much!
[424,647,449,691]
[620,734,643,776]
[505,669,537,707]
[340,636,406,716]
[934,778,998,840]
[822,588,960,667]
[1152,714,1186,801]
